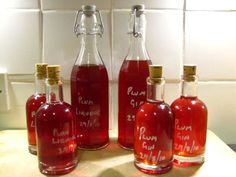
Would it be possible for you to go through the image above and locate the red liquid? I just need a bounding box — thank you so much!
[134,101,174,174]
[36,102,77,175]
[26,93,46,155]
[118,60,151,149]
[71,64,109,149]
[171,96,207,166]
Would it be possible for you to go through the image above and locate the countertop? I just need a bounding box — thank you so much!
[0,130,236,177]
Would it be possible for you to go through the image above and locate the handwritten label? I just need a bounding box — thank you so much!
[30,111,36,128]
[138,126,166,163]
[51,127,76,155]
[174,119,199,153]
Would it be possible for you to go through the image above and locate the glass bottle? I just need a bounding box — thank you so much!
[26,63,47,155]
[118,4,152,150]
[71,5,109,150]
[134,65,173,174]
[36,65,78,175]
[171,65,207,166]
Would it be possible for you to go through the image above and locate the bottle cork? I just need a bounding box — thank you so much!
[183,65,197,81]
[149,65,163,83]
[47,65,61,85]
[35,63,48,79]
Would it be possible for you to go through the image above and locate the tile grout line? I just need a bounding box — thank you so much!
[39,0,44,63]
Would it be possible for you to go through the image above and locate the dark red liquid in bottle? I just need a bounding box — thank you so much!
[26,93,46,155]
[134,101,174,174]
[171,96,207,166]
[36,102,77,175]
[71,64,109,149]
[118,60,151,149]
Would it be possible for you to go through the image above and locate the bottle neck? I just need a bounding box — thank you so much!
[181,77,198,97]
[35,77,46,95]
[126,35,149,60]
[76,34,103,65]
[46,81,64,103]
[146,78,165,102]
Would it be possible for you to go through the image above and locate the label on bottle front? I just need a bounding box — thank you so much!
[51,127,76,155]
[174,119,200,153]
[137,126,167,163]
[126,86,145,122]
[30,111,36,127]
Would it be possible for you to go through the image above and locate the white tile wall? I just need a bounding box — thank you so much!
[0,0,236,144]
[185,11,236,80]
[186,0,236,10]
[198,82,236,144]
[113,0,184,9]
[0,0,39,9]
[43,11,111,80]
[42,0,111,10]
[0,10,41,74]
[113,10,183,81]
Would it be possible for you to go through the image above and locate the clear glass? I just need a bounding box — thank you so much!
[36,80,78,175]
[26,76,46,155]
[118,8,151,150]
[134,78,174,174]
[171,76,208,166]
[71,9,109,150]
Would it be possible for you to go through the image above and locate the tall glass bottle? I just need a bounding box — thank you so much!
[134,65,174,174]
[36,65,78,175]
[171,65,208,166]
[71,5,109,150]
[118,4,152,150]
[26,63,47,155]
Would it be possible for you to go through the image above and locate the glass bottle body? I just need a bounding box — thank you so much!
[134,79,173,174]
[171,96,207,166]
[118,59,150,149]
[71,63,109,149]
[171,77,207,166]
[118,6,151,149]
[36,79,78,175]
[26,79,46,155]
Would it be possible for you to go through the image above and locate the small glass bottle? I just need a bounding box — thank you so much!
[71,5,109,150]
[118,4,152,150]
[134,65,173,174]
[26,63,47,155]
[171,65,207,166]
[36,65,78,175]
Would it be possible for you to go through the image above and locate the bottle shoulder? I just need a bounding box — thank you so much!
[171,96,207,111]
[26,94,46,106]
[138,101,172,113]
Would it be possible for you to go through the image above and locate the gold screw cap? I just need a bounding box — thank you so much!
[35,63,48,79]
[47,65,61,85]
[149,65,163,83]
[183,65,197,81]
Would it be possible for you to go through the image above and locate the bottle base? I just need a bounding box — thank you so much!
[134,159,172,174]
[39,160,78,176]
[28,145,37,155]
[173,154,205,166]
[117,142,134,151]
[78,142,109,150]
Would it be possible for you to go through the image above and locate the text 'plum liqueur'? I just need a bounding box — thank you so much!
[118,4,152,150]
[26,63,47,155]
[36,65,78,175]
[171,65,207,166]
[71,5,109,150]
[134,65,174,174]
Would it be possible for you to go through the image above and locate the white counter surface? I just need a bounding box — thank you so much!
[0,130,236,177]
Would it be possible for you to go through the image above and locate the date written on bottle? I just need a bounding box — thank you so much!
[174,119,199,153]
[139,126,166,163]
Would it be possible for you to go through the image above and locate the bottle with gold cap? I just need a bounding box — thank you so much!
[26,63,47,155]
[171,65,207,166]
[71,5,109,150]
[118,4,152,150]
[134,65,174,174]
[35,65,78,175]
